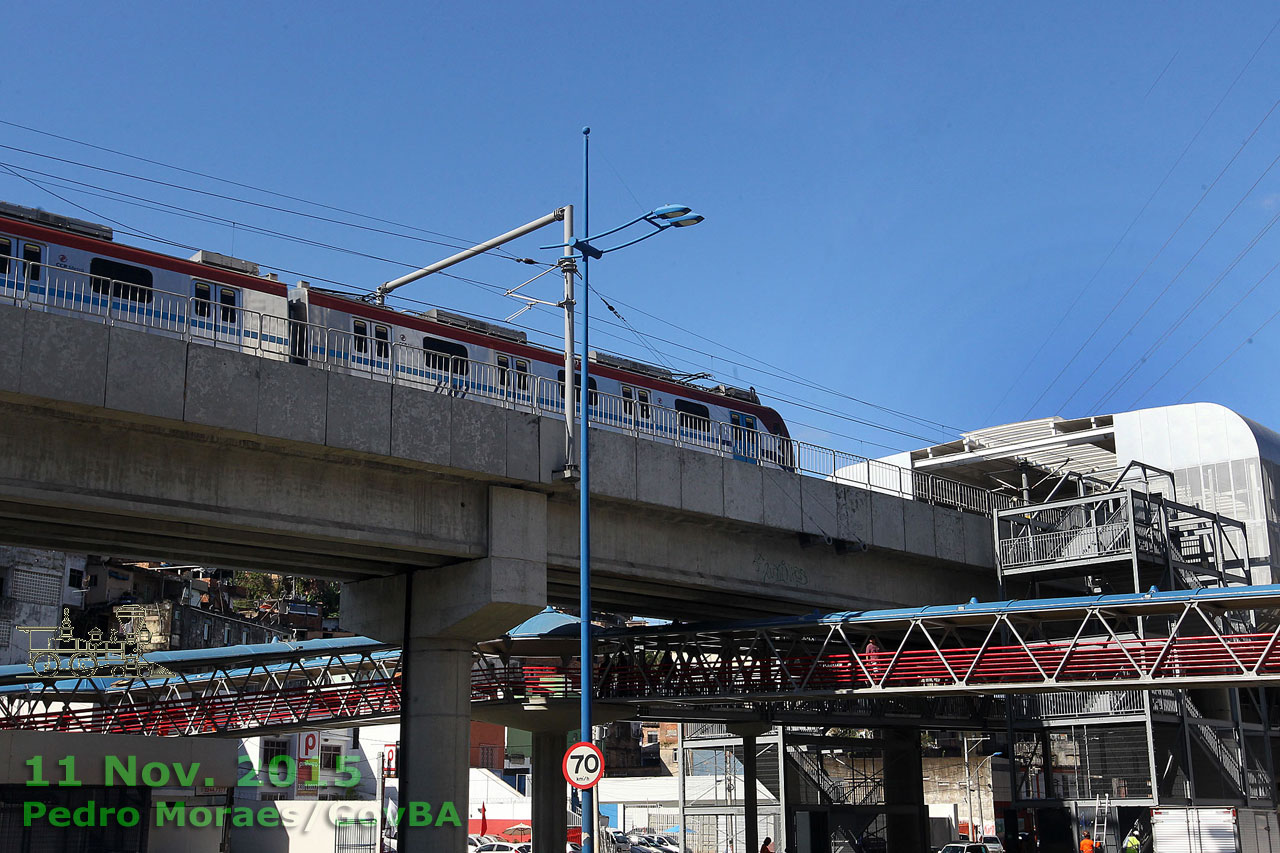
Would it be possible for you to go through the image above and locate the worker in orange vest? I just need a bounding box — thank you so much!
[1080,830,1096,853]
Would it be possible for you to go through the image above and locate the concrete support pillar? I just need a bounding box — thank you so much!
[883,728,928,851]
[400,636,472,851]
[343,486,548,853]
[742,735,759,853]
[728,721,772,853]
[533,732,568,853]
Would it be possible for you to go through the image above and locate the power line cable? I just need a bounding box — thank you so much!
[1131,257,1280,404]
[0,164,529,300]
[594,288,959,435]
[1,131,960,442]
[0,164,186,250]
[1063,139,1280,412]
[0,156,948,448]
[1013,17,1280,420]
[1143,51,1179,101]
[1177,302,1280,402]
[1090,202,1280,410]
[0,118,533,259]
[0,142,539,264]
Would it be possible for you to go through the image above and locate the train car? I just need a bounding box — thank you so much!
[0,200,792,464]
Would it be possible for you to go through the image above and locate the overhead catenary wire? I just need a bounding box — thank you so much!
[0,129,961,441]
[0,119,537,262]
[4,128,960,437]
[1011,16,1280,421]
[0,167,937,450]
[0,158,957,447]
[1090,200,1280,411]
[1067,142,1280,413]
[593,288,960,435]
[1032,99,1280,417]
[0,164,187,251]
[1177,302,1280,402]
[0,142,540,263]
[1131,257,1280,405]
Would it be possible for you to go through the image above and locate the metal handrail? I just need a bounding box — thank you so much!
[999,523,1132,568]
[0,259,1008,516]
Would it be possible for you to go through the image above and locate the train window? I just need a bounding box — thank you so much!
[353,319,369,354]
[218,286,238,323]
[89,257,153,302]
[556,370,598,405]
[674,399,712,431]
[193,281,212,317]
[422,336,469,375]
[373,324,390,358]
[22,243,43,282]
[0,237,10,275]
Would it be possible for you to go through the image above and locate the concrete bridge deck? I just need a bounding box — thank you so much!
[0,301,994,620]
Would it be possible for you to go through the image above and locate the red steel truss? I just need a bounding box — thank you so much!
[1,586,1278,735]
[590,585,1280,701]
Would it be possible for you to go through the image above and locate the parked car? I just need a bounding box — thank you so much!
[980,836,1005,852]
[939,844,994,853]
[475,843,526,853]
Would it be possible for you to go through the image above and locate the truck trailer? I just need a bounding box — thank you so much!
[1152,807,1278,853]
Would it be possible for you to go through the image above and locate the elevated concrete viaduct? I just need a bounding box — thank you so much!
[0,301,997,850]
[0,302,994,620]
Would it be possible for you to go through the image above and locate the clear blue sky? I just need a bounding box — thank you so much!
[5,2,1279,454]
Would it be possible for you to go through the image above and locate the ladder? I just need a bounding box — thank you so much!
[1092,793,1111,849]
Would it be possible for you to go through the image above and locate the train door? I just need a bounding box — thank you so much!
[17,239,44,300]
[730,412,759,463]
[193,281,243,343]
[621,384,652,432]
[0,236,16,299]
[351,319,391,374]
[496,354,531,405]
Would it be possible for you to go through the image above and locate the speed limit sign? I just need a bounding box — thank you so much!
[562,741,605,789]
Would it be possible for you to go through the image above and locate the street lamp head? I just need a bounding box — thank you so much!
[666,213,705,228]
[651,204,692,219]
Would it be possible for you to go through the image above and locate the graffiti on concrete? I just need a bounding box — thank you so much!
[754,554,809,587]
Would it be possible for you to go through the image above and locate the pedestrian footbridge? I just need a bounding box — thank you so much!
[4,586,1279,737]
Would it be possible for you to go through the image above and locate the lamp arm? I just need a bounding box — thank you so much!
[581,212,659,243]
[538,213,656,250]
[598,223,673,255]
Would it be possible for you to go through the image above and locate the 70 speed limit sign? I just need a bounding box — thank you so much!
[562,741,605,789]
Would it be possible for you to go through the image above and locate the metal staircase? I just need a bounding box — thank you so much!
[1177,693,1272,800]
[784,746,882,806]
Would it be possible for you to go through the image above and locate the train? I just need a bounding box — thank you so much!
[0,201,792,464]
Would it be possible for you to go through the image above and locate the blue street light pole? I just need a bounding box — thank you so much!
[579,125,594,853]
[567,127,703,853]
